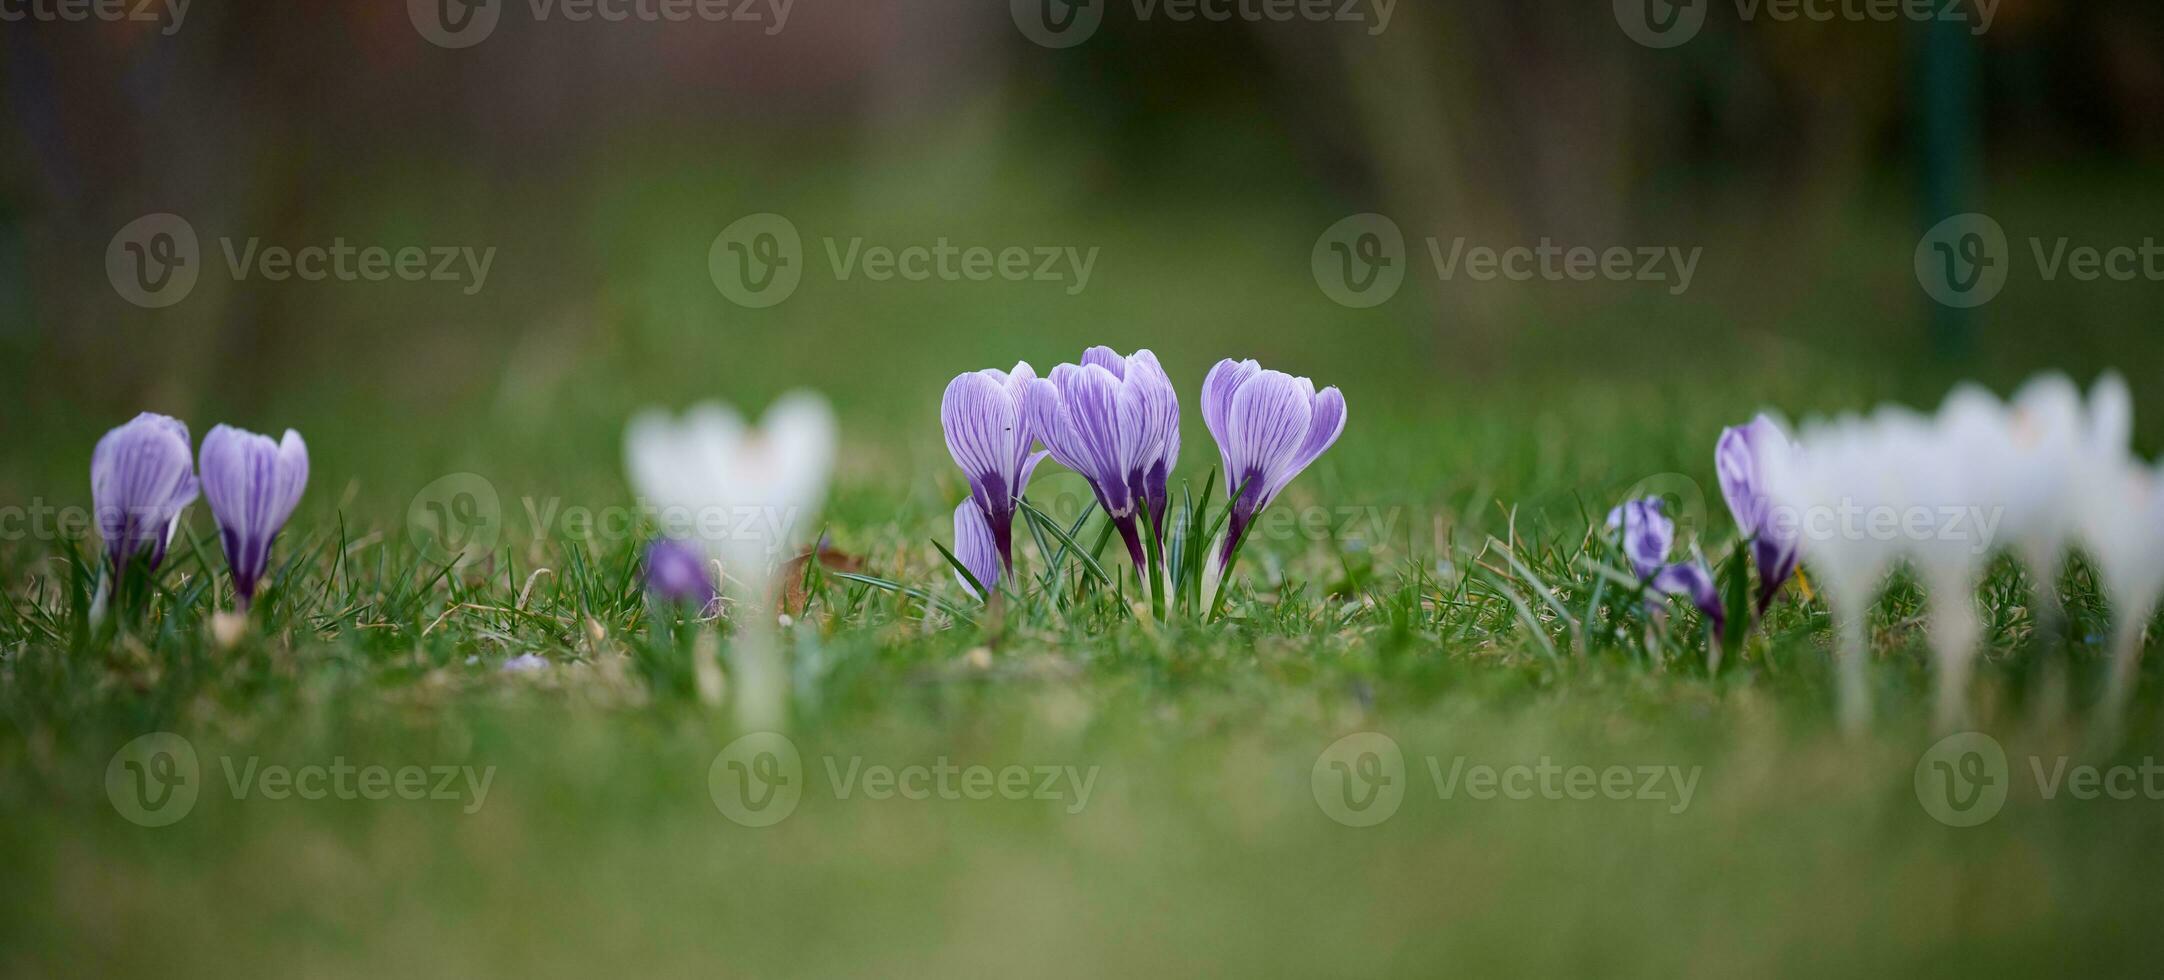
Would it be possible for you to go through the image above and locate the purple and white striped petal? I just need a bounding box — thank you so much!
[1606,497,1674,579]
[1201,360,1346,564]
[1264,384,1345,507]
[645,537,717,608]
[1224,370,1313,508]
[952,499,1001,599]
[91,412,199,574]
[1123,350,1181,538]
[1651,561,1726,636]
[1716,415,1800,609]
[1201,358,1261,483]
[1032,364,1137,518]
[942,361,1040,570]
[199,425,309,608]
[1030,349,1189,570]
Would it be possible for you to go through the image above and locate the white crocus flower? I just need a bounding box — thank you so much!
[2072,455,2164,735]
[1906,387,2013,732]
[624,390,837,727]
[1766,414,1912,734]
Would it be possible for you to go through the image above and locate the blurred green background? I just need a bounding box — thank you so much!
[8,2,2164,976]
[4,0,2162,521]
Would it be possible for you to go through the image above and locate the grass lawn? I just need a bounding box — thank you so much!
[6,165,2164,977]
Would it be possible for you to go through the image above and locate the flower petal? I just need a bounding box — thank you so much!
[953,499,1001,598]
[1201,358,1260,486]
[1265,383,1344,503]
[1652,561,1725,634]
[1223,369,1312,506]
[943,370,1019,512]
[92,412,197,571]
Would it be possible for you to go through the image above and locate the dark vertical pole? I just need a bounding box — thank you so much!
[1919,15,1979,358]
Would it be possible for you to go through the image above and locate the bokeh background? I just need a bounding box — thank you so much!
[4,0,2163,531]
[10,5,2164,976]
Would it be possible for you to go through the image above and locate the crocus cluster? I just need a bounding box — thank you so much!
[92,413,309,611]
[1722,372,2147,733]
[1606,497,1724,640]
[940,348,1345,601]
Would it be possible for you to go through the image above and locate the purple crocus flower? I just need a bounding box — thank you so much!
[1028,347,1180,569]
[1606,497,1675,580]
[1651,561,1725,637]
[198,425,309,608]
[1200,359,1346,564]
[91,412,200,576]
[645,537,718,608]
[1608,497,1723,634]
[1716,414,1800,612]
[943,362,1049,574]
[951,500,1002,599]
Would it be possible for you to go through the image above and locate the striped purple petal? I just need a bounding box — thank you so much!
[1716,414,1800,609]
[1651,560,1726,635]
[952,499,1001,599]
[942,361,1039,570]
[1224,370,1313,508]
[1201,358,1261,482]
[1031,348,1188,570]
[1032,364,1136,518]
[1606,497,1674,579]
[1201,360,1346,564]
[90,412,199,574]
[1123,350,1181,541]
[199,425,309,608]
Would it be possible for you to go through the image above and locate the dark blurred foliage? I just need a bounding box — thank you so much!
[1,0,2160,444]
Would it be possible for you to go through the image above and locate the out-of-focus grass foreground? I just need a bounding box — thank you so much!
[6,2,2164,976]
